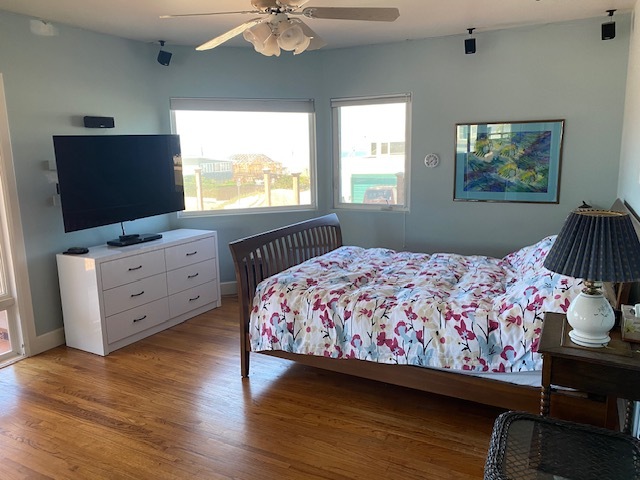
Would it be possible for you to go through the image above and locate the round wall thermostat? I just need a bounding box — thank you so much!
[424,153,440,168]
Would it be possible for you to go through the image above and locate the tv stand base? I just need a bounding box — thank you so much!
[107,233,162,247]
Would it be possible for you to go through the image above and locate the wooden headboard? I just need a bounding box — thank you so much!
[609,198,640,307]
[612,198,640,236]
[228,214,343,376]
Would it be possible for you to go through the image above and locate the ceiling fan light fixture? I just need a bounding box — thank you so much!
[293,34,311,54]
[251,0,279,10]
[262,34,282,56]
[172,1,400,56]
[277,23,307,51]
[243,22,273,52]
[276,0,310,8]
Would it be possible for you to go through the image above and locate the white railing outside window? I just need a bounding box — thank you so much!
[170,98,317,216]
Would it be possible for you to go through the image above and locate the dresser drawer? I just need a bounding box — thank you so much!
[101,250,166,290]
[169,281,219,317]
[106,297,171,344]
[103,273,168,317]
[165,237,215,271]
[166,258,217,295]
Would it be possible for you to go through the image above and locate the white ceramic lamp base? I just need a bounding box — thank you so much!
[566,290,615,347]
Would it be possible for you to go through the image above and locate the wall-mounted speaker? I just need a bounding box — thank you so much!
[464,38,476,55]
[601,22,616,40]
[83,116,115,128]
[157,50,172,66]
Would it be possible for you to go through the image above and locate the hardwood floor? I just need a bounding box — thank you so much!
[0,296,504,479]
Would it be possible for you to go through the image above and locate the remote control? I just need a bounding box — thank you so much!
[63,247,89,255]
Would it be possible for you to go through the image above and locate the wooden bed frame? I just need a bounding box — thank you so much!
[229,202,637,416]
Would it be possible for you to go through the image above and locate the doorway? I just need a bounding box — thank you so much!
[0,73,34,366]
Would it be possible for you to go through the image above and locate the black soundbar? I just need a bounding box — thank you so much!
[83,116,115,128]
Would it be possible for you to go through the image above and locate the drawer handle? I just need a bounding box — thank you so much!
[128,265,143,271]
[187,272,199,279]
[133,315,147,323]
[186,251,198,256]
[189,295,200,302]
[130,291,145,297]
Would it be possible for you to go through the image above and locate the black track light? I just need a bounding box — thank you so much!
[157,40,172,66]
[465,28,476,55]
[602,10,616,41]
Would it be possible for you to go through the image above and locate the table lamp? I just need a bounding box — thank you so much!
[543,209,640,347]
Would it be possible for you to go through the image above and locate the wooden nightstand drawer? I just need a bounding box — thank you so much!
[539,312,640,430]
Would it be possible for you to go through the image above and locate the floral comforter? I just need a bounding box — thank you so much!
[249,236,583,373]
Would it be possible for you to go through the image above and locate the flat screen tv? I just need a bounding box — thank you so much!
[53,134,185,241]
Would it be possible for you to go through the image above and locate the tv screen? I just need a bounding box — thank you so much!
[53,134,185,233]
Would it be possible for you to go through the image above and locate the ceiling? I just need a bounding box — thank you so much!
[0,0,635,51]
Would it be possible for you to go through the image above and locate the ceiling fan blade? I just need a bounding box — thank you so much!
[160,10,260,19]
[294,20,327,51]
[302,7,400,22]
[196,18,264,51]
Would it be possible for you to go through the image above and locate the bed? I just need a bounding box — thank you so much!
[229,201,636,413]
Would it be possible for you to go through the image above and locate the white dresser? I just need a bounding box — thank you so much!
[56,229,221,356]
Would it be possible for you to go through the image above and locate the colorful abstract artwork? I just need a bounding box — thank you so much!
[454,120,564,203]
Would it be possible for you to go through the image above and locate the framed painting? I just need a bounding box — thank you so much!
[454,119,564,203]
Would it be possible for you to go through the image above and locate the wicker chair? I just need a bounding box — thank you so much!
[484,411,640,480]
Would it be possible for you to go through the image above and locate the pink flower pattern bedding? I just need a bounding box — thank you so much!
[249,236,583,372]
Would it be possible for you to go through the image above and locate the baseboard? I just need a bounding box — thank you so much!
[29,327,65,355]
[220,281,237,296]
[26,284,238,357]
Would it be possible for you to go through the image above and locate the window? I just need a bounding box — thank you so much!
[170,98,316,215]
[332,94,411,210]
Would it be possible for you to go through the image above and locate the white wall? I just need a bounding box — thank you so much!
[618,3,640,209]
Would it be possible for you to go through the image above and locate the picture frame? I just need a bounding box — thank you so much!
[622,304,640,344]
[454,119,564,203]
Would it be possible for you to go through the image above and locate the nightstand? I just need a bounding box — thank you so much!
[538,312,640,431]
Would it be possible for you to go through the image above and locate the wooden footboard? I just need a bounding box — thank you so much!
[229,214,343,377]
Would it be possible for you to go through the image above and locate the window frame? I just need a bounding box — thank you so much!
[170,97,318,217]
[331,93,412,212]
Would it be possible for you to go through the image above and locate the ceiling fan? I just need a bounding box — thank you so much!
[161,0,400,57]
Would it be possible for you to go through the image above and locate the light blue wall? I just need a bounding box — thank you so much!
[152,45,327,287]
[315,18,630,256]
[0,10,632,338]
[0,12,176,335]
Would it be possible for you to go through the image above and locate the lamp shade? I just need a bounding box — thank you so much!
[543,210,640,282]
